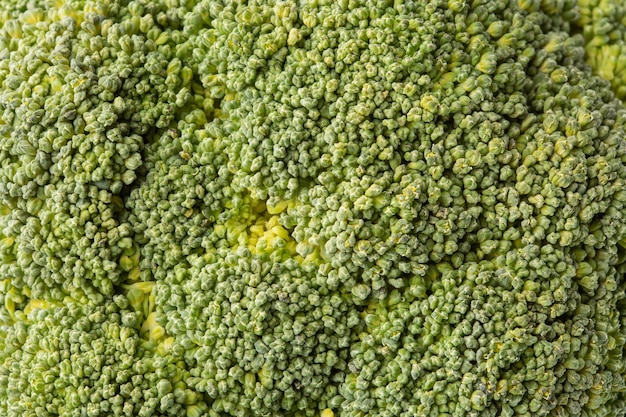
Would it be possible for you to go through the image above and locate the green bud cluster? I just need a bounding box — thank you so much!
[2,0,626,416]
[577,0,626,100]
[0,0,192,306]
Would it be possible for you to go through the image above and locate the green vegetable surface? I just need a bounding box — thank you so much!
[2,0,626,416]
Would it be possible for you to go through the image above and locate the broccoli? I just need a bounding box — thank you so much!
[2,0,626,416]
[0,295,196,417]
[0,0,192,307]
[577,0,626,99]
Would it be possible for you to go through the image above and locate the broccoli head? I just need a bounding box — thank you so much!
[2,0,626,416]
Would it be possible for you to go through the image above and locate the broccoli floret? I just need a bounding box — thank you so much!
[0,0,191,306]
[577,0,626,100]
[0,294,200,417]
[2,0,626,416]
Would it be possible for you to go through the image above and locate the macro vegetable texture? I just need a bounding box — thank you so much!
[1,0,626,416]
[577,0,626,100]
